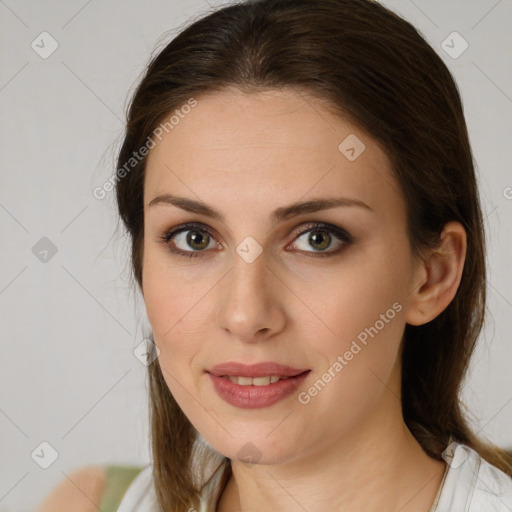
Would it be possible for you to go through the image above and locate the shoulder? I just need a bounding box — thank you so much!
[38,465,106,512]
[438,442,512,512]
[471,448,512,511]
[115,464,157,512]
[115,455,229,512]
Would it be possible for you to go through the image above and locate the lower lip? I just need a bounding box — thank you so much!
[207,371,311,409]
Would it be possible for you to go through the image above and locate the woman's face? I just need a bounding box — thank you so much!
[142,88,423,465]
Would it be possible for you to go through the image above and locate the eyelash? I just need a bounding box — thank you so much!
[157,222,354,259]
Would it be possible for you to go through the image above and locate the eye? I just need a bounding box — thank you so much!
[288,222,353,257]
[158,223,218,258]
[157,222,353,259]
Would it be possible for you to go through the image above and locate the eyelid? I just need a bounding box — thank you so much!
[290,222,354,244]
[159,222,218,243]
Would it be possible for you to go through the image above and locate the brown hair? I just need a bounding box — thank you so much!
[114,0,512,509]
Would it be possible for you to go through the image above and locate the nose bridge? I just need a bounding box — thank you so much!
[228,244,271,309]
[228,233,271,294]
[216,243,284,340]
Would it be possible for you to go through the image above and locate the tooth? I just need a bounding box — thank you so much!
[225,375,290,385]
[226,375,286,385]
[252,376,271,386]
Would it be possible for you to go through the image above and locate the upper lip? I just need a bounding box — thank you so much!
[207,362,310,378]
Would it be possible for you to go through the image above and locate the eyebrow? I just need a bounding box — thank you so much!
[147,193,373,224]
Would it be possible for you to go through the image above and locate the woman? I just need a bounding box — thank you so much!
[107,0,512,510]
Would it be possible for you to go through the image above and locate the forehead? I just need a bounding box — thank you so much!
[143,88,401,218]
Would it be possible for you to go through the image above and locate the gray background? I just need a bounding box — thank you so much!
[1,0,511,510]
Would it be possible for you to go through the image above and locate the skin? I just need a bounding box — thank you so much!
[142,87,467,512]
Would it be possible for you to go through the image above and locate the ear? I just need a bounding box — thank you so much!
[405,221,467,326]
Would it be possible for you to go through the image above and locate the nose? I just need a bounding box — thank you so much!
[216,249,287,343]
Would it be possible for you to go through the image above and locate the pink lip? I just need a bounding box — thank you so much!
[207,361,310,378]
[206,362,311,409]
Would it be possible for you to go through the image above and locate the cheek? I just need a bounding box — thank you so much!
[143,269,202,416]
[142,251,195,364]
[297,291,405,442]
[312,255,406,344]
[142,247,217,392]
[302,244,408,400]
[141,241,215,432]
[143,243,189,334]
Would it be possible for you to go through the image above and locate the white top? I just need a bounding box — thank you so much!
[115,441,512,512]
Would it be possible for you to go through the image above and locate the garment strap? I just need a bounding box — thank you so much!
[99,465,145,512]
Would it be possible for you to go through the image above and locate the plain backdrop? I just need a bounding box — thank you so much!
[1,0,511,510]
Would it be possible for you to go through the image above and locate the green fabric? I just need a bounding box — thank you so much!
[99,464,145,512]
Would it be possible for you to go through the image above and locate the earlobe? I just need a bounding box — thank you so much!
[405,221,467,326]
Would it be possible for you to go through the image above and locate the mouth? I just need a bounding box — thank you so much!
[206,366,312,409]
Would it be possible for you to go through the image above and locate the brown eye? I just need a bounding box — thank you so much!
[289,223,353,257]
[159,223,218,258]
